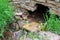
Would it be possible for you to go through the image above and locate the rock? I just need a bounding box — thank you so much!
[11,0,60,15]
[23,22,39,32]
[55,0,60,3]
[12,31,60,40]
[12,0,20,2]
[57,5,60,14]
[20,3,37,11]
[17,20,29,28]
[15,12,23,16]
[12,30,23,40]
[15,23,20,31]
[36,0,46,2]
[38,31,60,40]
[25,37,33,40]
[20,0,31,2]
[20,37,33,40]
[14,16,21,20]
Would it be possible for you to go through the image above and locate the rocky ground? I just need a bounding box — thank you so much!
[2,11,60,40]
[1,0,60,40]
[3,10,60,40]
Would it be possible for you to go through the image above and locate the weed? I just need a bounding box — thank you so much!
[0,0,14,37]
[45,10,60,34]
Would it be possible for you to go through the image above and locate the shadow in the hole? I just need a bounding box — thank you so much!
[28,4,50,23]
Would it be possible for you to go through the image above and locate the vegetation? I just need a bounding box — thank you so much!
[0,0,14,37]
[45,10,60,34]
[19,32,40,40]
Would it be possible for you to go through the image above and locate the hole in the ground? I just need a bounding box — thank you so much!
[27,4,50,23]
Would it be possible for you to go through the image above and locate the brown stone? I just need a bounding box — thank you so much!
[23,22,39,32]
[15,23,20,31]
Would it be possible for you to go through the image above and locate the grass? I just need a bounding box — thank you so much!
[45,10,60,34]
[0,0,14,37]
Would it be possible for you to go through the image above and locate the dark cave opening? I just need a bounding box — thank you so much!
[27,4,50,23]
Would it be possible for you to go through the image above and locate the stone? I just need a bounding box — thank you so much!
[14,11,23,16]
[23,22,39,32]
[15,16,21,20]
[20,0,31,2]
[11,0,60,15]
[15,23,20,31]
[12,30,23,40]
[12,0,19,2]
[20,37,33,40]
[12,31,60,40]
[20,3,37,11]
[38,31,60,40]
[58,8,60,13]
[36,0,46,2]
[17,20,26,28]
[55,0,60,3]
[29,1,36,7]
[47,0,57,5]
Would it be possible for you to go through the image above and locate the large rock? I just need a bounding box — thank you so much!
[38,31,60,40]
[12,31,60,40]
[11,0,60,15]
[23,22,39,32]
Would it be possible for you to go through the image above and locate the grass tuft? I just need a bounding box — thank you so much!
[0,0,14,37]
[45,10,60,34]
